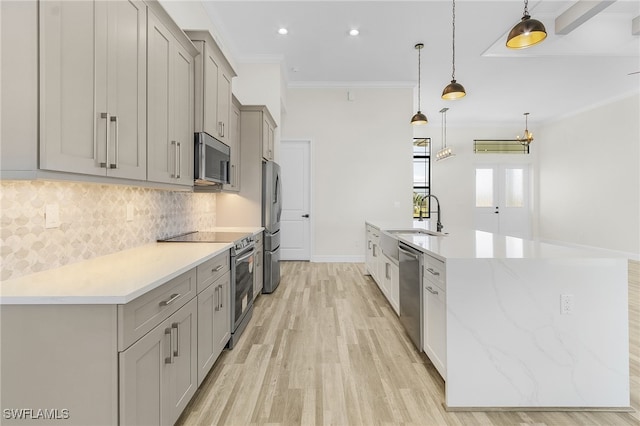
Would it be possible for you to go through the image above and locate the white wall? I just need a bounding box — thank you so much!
[537,93,640,257]
[414,122,537,232]
[282,88,413,261]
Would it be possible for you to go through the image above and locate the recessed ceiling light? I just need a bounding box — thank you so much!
[278,28,288,35]
[349,29,360,36]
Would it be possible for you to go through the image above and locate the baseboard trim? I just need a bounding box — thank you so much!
[310,255,365,263]
[443,404,634,413]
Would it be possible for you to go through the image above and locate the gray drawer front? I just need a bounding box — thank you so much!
[118,268,197,351]
[196,250,230,293]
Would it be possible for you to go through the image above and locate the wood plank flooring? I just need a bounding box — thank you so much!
[177,261,640,426]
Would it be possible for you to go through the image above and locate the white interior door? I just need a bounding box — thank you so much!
[280,140,311,260]
[474,164,531,238]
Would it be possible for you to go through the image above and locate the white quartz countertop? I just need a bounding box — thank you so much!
[366,220,624,261]
[0,242,232,305]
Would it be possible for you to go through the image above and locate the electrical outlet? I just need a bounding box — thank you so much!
[560,294,574,315]
[126,204,134,222]
[45,204,60,229]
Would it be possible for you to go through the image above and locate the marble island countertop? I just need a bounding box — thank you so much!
[0,226,264,305]
[367,220,626,261]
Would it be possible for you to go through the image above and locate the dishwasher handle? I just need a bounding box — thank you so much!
[398,244,420,261]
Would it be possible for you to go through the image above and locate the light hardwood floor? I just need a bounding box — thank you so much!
[178,261,640,426]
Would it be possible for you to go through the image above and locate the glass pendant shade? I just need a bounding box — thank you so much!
[441,80,466,100]
[506,14,547,49]
[411,111,428,125]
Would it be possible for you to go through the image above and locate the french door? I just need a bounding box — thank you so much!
[474,164,531,238]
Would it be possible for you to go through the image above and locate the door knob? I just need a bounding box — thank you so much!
[301,214,309,218]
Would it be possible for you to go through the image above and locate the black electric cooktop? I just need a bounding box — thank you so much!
[159,231,251,243]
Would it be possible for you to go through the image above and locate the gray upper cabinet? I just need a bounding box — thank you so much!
[39,0,147,180]
[146,7,196,187]
[186,30,237,146]
[224,96,242,192]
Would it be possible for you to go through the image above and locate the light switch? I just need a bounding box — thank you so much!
[45,204,60,229]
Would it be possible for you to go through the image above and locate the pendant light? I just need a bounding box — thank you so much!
[436,108,455,160]
[441,0,466,100]
[517,112,534,145]
[506,0,547,49]
[411,43,428,125]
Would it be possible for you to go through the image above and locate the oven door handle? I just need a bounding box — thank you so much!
[235,248,255,263]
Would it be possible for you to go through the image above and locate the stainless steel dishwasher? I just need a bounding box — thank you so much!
[399,241,423,351]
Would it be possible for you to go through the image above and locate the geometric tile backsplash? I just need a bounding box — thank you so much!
[0,180,216,281]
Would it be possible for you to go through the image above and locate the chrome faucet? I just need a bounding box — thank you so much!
[418,194,443,233]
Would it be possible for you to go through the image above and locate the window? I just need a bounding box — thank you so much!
[413,138,431,219]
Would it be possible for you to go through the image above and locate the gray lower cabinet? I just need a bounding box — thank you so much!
[119,297,198,426]
[0,251,231,426]
[254,232,264,299]
[197,270,231,385]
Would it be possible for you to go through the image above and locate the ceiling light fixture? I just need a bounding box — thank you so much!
[278,28,288,35]
[516,112,534,145]
[506,0,547,49]
[442,0,466,100]
[436,108,455,161]
[349,29,360,36]
[411,43,428,126]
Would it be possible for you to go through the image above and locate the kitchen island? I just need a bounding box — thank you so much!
[366,220,630,411]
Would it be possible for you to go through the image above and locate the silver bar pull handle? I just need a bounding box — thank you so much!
[214,286,220,312]
[426,286,439,295]
[100,113,110,168]
[176,141,181,179]
[218,284,223,309]
[164,328,173,364]
[110,115,118,168]
[212,265,223,273]
[426,267,440,276]
[368,240,372,249]
[172,323,179,357]
[160,293,181,306]
[385,263,390,280]
[170,141,177,178]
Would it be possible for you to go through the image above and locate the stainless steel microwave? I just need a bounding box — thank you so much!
[194,132,230,186]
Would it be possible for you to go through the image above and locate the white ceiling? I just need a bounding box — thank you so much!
[200,0,640,125]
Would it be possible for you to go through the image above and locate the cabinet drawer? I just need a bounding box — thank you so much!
[118,268,197,351]
[196,250,230,293]
[424,254,445,289]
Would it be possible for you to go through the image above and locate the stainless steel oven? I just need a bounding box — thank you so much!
[157,231,256,349]
[228,237,255,348]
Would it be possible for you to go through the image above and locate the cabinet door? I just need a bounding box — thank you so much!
[147,10,193,186]
[254,246,263,299]
[39,1,107,175]
[146,11,173,184]
[214,277,231,355]
[217,71,232,143]
[106,0,146,180]
[166,298,198,426]
[172,41,194,185]
[202,45,220,138]
[119,315,169,426]
[423,283,447,379]
[262,118,271,160]
[197,278,217,385]
[223,101,241,191]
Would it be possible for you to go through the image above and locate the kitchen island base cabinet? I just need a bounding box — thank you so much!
[422,254,447,379]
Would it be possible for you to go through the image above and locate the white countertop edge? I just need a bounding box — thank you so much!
[0,242,234,305]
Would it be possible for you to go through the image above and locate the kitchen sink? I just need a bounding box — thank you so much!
[380,228,447,263]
